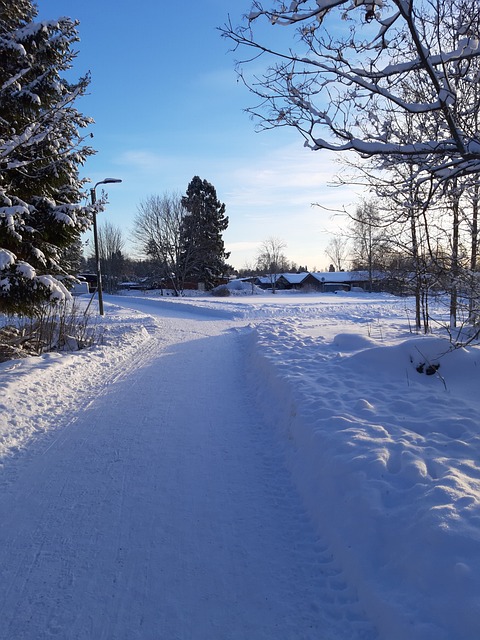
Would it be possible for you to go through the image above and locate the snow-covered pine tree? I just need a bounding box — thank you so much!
[60,237,85,275]
[0,0,95,315]
[180,176,230,290]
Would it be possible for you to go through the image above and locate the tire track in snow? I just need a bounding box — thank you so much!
[0,313,377,639]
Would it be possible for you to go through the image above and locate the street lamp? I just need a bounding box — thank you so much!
[90,178,122,315]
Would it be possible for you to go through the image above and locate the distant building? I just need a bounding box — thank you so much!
[254,271,376,292]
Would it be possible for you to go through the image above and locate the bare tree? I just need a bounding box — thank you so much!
[325,236,349,272]
[96,222,125,293]
[223,0,480,336]
[222,0,480,183]
[256,237,288,293]
[350,200,393,291]
[133,193,193,296]
[467,183,480,321]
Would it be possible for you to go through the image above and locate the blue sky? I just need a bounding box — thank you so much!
[38,0,361,270]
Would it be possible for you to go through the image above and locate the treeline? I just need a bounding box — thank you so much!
[326,192,480,333]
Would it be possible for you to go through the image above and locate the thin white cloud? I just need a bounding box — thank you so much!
[106,138,364,270]
[218,142,364,269]
[226,143,358,208]
[115,150,170,174]
[226,240,262,252]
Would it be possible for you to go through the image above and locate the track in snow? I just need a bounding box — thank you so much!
[0,307,377,639]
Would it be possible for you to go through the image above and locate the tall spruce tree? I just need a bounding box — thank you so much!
[180,176,230,290]
[0,0,95,315]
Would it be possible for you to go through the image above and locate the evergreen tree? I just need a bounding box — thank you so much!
[0,0,95,315]
[60,237,85,275]
[180,176,230,290]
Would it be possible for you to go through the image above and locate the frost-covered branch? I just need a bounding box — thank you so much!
[222,0,480,179]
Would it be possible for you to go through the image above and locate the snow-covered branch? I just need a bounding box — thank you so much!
[222,0,480,178]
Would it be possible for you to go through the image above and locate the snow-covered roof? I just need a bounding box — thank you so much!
[256,271,373,284]
[256,275,281,284]
[310,271,370,283]
[279,272,310,284]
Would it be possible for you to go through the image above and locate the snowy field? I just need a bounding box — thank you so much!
[0,290,479,639]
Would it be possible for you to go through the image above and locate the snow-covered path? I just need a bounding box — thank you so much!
[0,306,376,640]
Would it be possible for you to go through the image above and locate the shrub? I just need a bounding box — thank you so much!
[211,285,231,297]
[0,300,101,362]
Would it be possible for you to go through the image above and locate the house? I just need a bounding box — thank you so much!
[309,271,373,291]
[252,271,378,292]
[255,272,313,290]
[254,274,281,290]
[77,273,97,293]
[275,272,311,290]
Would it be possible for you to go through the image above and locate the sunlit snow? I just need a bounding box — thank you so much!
[0,290,479,640]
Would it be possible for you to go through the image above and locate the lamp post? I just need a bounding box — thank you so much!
[90,178,122,315]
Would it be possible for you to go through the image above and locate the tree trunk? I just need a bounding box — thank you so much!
[450,189,460,329]
[469,184,479,322]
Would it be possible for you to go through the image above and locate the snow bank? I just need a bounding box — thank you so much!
[212,279,264,295]
[246,317,480,640]
[0,303,157,466]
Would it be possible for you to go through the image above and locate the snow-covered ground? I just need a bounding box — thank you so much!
[0,290,479,639]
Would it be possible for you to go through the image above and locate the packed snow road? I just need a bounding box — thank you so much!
[0,299,377,640]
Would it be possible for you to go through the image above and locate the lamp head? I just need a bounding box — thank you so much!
[93,177,122,190]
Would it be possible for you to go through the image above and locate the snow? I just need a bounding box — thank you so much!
[0,291,479,639]
[15,260,36,279]
[34,274,72,300]
[0,249,16,271]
